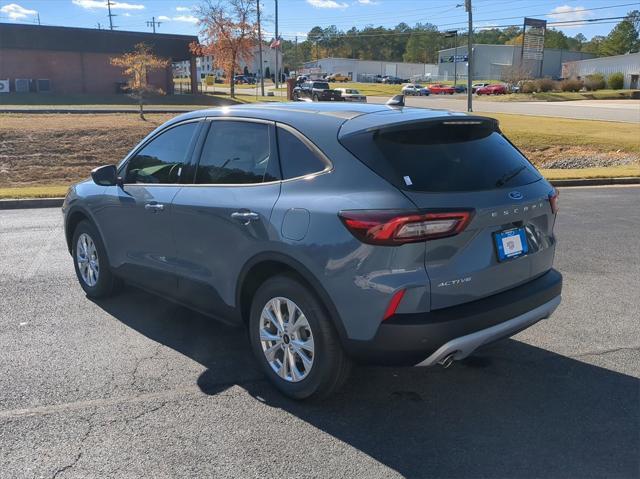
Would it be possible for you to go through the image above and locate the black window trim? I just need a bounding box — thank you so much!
[117,118,203,186]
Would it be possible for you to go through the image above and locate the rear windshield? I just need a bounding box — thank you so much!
[339,121,542,192]
[313,82,330,89]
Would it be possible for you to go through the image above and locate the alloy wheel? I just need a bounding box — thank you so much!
[76,233,99,287]
[259,297,315,382]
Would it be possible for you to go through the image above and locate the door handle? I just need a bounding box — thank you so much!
[144,203,164,212]
[231,211,259,225]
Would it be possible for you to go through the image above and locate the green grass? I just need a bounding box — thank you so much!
[485,113,640,155]
[0,185,69,199]
[487,89,639,102]
[0,93,228,107]
[541,165,640,180]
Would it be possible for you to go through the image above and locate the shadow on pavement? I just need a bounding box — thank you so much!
[94,287,639,479]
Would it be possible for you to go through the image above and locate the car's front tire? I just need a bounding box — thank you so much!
[249,275,351,400]
[71,220,119,298]
[312,94,319,102]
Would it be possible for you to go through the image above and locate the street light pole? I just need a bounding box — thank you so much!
[445,30,458,87]
[466,0,473,112]
[257,0,265,96]
[274,0,279,91]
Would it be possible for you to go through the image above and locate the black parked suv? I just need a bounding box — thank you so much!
[293,81,344,102]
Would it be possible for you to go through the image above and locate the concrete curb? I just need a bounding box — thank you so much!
[0,198,64,210]
[1,178,638,210]
[549,177,640,187]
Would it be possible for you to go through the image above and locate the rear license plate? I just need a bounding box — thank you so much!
[494,227,528,261]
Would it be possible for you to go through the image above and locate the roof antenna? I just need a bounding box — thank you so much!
[386,94,405,107]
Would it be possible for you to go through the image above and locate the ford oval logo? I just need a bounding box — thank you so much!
[509,191,523,200]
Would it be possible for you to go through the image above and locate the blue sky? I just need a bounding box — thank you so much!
[0,0,636,40]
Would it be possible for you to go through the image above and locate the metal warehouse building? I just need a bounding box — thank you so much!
[438,44,595,81]
[0,23,198,95]
[302,57,439,81]
[562,52,640,89]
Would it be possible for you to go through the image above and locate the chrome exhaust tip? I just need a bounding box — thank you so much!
[438,353,456,369]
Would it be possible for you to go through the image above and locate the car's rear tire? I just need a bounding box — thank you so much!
[71,220,120,298]
[249,275,351,400]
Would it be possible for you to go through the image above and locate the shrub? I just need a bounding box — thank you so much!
[584,73,606,91]
[560,78,584,92]
[608,72,624,90]
[521,81,537,93]
[536,77,555,92]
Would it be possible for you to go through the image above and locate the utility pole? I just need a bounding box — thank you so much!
[295,35,299,75]
[97,22,102,29]
[146,16,161,33]
[274,0,279,90]
[465,0,473,112]
[257,0,265,96]
[107,0,116,30]
[36,13,41,25]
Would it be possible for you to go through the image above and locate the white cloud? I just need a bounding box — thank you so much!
[158,14,198,24]
[175,6,190,12]
[0,3,37,20]
[355,0,378,4]
[547,5,593,27]
[173,14,197,23]
[306,0,348,9]
[71,0,144,10]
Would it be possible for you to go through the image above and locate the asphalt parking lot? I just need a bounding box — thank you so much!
[1,186,638,478]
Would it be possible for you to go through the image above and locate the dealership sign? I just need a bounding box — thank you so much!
[522,17,547,61]
[440,54,468,63]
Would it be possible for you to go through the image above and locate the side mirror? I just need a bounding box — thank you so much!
[91,165,120,186]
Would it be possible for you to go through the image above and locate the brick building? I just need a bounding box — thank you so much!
[0,23,198,95]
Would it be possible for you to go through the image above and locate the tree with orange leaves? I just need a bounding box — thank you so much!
[192,0,257,99]
[111,43,169,120]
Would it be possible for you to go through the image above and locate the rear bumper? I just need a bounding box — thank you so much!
[343,268,562,366]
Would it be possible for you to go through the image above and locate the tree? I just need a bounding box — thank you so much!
[600,10,640,56]
[110,43,169,120]
[192,0,257,98]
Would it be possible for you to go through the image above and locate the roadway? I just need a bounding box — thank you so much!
[1,186,638,478]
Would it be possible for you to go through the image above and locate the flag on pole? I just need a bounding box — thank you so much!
[270,38,281,49]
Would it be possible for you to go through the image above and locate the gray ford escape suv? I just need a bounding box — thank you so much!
[63,102,562,399]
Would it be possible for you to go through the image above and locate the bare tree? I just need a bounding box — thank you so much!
[501,62,533,89]
[192,0,257,99]
[111,43,170,120]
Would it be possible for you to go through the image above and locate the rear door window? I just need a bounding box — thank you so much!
[195,120,279,184]
[339,121,541,192]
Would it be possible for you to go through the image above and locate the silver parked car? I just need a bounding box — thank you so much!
[335,88,367,102]
[63,102,562,400]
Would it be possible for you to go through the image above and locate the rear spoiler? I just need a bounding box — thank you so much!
[339,114,500,139]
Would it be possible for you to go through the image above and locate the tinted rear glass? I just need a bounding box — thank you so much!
[313,82,329,89]
[340,121,541,192]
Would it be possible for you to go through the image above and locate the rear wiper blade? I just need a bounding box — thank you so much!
[496,165,526,187]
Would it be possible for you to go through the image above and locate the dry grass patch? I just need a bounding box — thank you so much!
[0,113,175,188]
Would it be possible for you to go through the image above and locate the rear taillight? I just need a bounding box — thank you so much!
[338,210,473,245]
[549,188,559,214]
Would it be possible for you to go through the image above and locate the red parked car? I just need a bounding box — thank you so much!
[476,84,508,95]
[428,84,455,95]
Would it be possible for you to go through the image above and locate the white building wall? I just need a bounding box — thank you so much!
[302,57,437,81]
[562,52,640,88]
[193,45,283,78]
